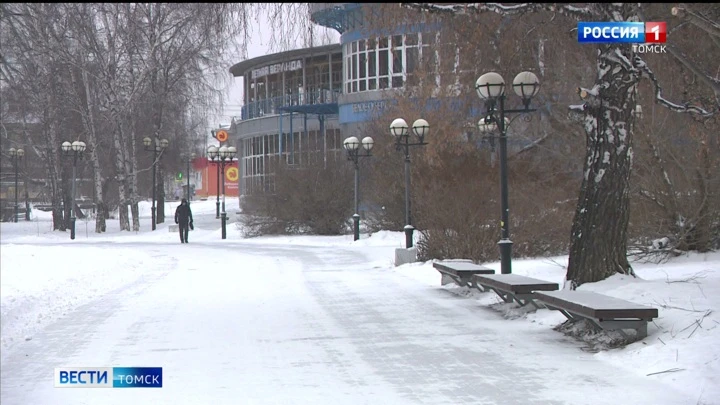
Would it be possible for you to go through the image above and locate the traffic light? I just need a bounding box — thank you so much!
[176,172,183,180]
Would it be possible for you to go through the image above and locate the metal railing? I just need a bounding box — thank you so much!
[234,89,341,122]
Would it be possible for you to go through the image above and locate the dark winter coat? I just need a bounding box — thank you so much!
[175,200,193,226]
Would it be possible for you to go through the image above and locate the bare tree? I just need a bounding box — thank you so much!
[405,3,718,287]
[1,3,73,230]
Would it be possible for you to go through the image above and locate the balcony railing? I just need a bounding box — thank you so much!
[234,89,341,122]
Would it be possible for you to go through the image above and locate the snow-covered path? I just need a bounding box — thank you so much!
[0,238,693,405]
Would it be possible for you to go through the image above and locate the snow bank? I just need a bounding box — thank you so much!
[0,245,165,359]
[394,252,720,402]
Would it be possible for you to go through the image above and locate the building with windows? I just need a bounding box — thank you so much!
[227,3,446,196]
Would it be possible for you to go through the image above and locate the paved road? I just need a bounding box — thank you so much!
[0,239,693,404]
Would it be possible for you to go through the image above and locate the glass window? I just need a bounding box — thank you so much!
[368,51,376,77]
[406,33,418,46]
[392,35,403,47]
[367,37,376,50]
[359,39,365,52]
[379,77,389,89]
[379,49,388,76]
[379,36,388,49]
[369,76,377,90]
[346,57,351,81]
[352,41,357,53]
[392,76,403,88]
[359,53,366,79]
[392,49,403,74]
[360,78,366,91]
[352,54,357,80]
[352,81,357,92]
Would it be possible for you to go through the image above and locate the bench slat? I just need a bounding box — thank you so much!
[433,262,494,273]
[472,274,559,295]
[534,290,658,320]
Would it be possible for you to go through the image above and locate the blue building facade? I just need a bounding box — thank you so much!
[228,3,442,195]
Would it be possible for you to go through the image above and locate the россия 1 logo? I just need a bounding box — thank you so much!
[578,22,667,54]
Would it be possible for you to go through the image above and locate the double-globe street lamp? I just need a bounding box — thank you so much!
[474,71,541,274]
[207,145,237,239]
[389,118,430,249]
[8,147,24,223]
[143,137,169,231]
[61,141,87,240]
[343,135,374,241]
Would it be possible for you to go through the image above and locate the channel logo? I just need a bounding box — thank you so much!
[54,367,162,388]
[578,22,666,43]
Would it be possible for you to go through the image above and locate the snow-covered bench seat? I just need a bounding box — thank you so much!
[433,261,495,288]
[471,274,559,309]
[534,290,659,339]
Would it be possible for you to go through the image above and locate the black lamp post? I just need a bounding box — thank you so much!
[24,154,30,221]
[8,147,24,223]
[475,71,541,274]
[143,136,169,231]
[389,118,430,249]
[207,145,237,239]
[183,152,197,203]
[343,135,374,241]
[60,140,86,239]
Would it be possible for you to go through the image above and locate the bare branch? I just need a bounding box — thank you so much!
[634,55,716,116]
[671,6,720,39]
[402,3,593,19]
[664,44,720,102]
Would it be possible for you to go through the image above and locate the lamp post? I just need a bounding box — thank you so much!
[207,145,237,239]
[24,154,30,221]
[143,136,169,231]
[475,71,541,274]
[389,118,430,249]
[183,152,197,203]
[8,147,24,223]
[343,135,374,241]
[60,141,86,239]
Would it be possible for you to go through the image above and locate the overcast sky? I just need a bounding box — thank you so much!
[211,10,341,128]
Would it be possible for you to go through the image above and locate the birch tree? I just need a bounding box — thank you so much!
[405,3,718,287]
[1,3,71,230]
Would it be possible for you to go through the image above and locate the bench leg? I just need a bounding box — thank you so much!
[487,287,513,303]
[440,273,455,286]
[470,278,489,293]
[545,304,651,340]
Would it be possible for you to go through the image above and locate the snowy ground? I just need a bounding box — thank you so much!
[1,198,717,404]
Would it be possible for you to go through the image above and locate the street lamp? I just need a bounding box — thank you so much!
[343,135,374,241]
[60,140,86,239]
[183,152,197,203]
[475,71,541,274]
[143,136,169,231]
[8,147,24,223]
[390,117,430,249]
[207,144,237,239]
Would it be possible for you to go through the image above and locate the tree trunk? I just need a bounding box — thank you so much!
[566,38,639,288]
[113,119,131,231]
[45,92,65,231]
[78,67,107,233]
[127,112,141,231]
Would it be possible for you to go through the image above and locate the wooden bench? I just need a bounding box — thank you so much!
[432,261,495,288]
[471,274,559,309]
[534,290,659,339]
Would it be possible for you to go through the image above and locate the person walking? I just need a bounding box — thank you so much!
[174,198,193,243]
